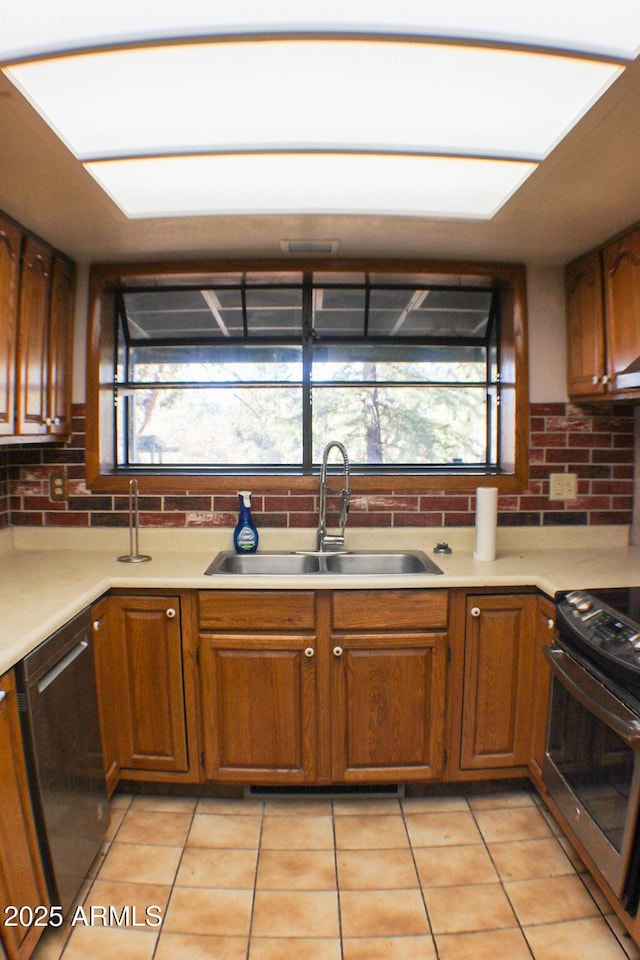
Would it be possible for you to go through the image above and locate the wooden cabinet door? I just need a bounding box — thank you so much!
[0,218,21,436]
[603,229,640,392]
[200,634,317,784]
[461,594,537,770]
[16,236,51,436]
[46,256,75,438]
[110,595,188,774]
[92,598,121,796]
[565,251,607,397]
[0,670,49,960]
[529,596,555,781]
[331,633,447,783]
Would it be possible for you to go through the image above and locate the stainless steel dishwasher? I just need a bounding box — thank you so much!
[17,607,110,916]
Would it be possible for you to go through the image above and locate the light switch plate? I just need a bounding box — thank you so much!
[549,472,577,500]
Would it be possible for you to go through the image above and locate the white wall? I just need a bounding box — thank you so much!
[72,262,570,405]
[526,265,567,403]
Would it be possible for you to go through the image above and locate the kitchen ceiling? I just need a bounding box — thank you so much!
[1,2,640,267]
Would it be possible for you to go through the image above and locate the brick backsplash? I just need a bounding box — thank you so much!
[0,403,635,529]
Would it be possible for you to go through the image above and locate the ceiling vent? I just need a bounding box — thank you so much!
[280,239,340,255]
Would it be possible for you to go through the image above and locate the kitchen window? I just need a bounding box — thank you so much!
[86,261,528,492]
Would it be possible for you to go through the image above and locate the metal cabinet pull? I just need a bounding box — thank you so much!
[0,690,6,704]
[93,619,102,632]
[333,646,344,657]
[304,647,315,658]
[547,618,555,630]
[166,608,177,619]
[470,607,481,618]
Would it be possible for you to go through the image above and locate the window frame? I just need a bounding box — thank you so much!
[86,258,529,493]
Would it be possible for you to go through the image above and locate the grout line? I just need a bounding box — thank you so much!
[399,797,441,959]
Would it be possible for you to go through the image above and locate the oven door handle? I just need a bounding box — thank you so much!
[545,645,640,744]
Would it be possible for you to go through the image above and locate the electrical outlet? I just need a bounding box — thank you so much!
[49,468,68,502]
[549,472,577,501]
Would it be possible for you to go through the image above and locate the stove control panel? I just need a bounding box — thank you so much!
[559,592,640,660]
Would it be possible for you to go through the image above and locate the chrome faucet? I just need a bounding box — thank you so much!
[316,441,350,552]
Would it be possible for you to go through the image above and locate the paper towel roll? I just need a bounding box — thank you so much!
[474,487,498,561]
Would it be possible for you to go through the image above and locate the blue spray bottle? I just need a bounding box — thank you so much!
[233,490,259,553]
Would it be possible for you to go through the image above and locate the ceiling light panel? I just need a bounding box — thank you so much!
[85,153,536,219]
[1,0,640,61]
[5,41,622,161]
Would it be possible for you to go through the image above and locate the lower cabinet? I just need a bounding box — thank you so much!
[0,670,49,960]
[93,592,201,786]
[199,589,449,785]
[447,591,539,778]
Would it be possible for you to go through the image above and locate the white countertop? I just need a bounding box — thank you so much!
[3,524,639,676]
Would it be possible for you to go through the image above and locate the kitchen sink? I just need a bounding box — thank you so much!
[205,549,443,576]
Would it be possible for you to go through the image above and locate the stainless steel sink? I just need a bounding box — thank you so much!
[324,551,443,575]
[205,549,442,576]
[205,552,321,575]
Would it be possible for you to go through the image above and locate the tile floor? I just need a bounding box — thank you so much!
[31,787,640,960]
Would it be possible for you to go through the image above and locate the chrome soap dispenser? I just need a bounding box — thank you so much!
[233,490,259,553]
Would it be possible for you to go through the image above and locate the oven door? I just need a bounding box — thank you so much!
[543,644,640,902]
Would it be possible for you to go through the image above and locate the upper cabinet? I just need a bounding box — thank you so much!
[0,211,75,442]
[566,224,640,400]
[565,251,607,398]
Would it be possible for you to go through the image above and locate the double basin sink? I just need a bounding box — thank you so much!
[205,549,444,577]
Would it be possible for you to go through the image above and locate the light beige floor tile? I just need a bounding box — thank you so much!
[155,933,248,960]
[84,879,171,925]
[87,842,110,878]
[436,927,533,960]
[30,924,71,960]
[104,806,127,841]
[256,848,337,889]
[505,874,600,926]
[176,846,258,888]
[260,814,334,850]
[336,847,419,889]
[473,805,553,843]
[414,843,498,887]
[163,887,253,937]
[98,842,183,885]
[249,937,342,959]
[523,917,631,960]
[342,935,437,959]
[130,795,197,814]
[110,792,134,810]
[264,799,333,816]
[467,789,535,810]
[339,889,430,937]
[116,810,192,847]
[196,797,264,816]
[333,798,401,816]
[424,883,518,935]
[401,795,470,814]
[251,890,340,938]
[334,814,410,850]
[488,836,574,881]
[404,811,483,848]
[59,925,158,960]
[187,813,262,848]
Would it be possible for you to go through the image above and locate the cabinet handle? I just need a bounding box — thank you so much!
[304,647,315,658]
[547,618,554,630]
[93,619,102,632]
[600,375,610,384]
[333,646,344,657]
[166,608,177,619]
[470,607,481,618]
[0,690,6,703]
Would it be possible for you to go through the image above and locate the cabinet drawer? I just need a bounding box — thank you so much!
[332,590,448,630]
[199,591,316,631]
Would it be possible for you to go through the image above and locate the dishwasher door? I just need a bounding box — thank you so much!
[18,608,109,916]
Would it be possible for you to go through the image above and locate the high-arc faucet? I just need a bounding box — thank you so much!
[316,440,350,552]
